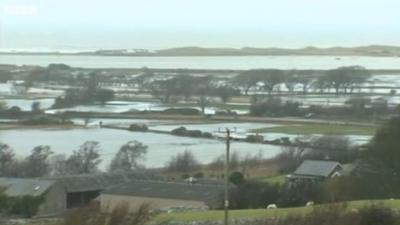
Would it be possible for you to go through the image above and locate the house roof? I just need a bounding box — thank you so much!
[293,160,342,178]
[102,180,224,203]
[49,171,163,192]
[0,178,56,197]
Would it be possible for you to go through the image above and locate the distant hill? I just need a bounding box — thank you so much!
[2,45,400,57]
[153,45,400,57]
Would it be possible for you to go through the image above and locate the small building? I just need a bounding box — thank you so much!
[0,172,161,217]
[0,178,65,217]
[287,160,343,182]
[100,180,224,212]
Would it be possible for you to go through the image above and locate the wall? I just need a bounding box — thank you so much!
[100,194,208,211]
[37,182,67,217]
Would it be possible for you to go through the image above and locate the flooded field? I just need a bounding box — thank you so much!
[2,55,400,70]
[0,127,280,169]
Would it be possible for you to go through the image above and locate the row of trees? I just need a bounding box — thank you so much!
[0,140,147,177]
[52,72,115,108]
[233,66,370,96]
[149,75,240,113]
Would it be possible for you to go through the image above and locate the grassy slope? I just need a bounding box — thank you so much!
[251,123,376,136]
[257,175,286,184]
[157,200,400,222]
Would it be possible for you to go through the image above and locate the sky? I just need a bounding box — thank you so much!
[0,0,399,51]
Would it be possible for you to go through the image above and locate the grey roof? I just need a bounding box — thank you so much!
[293,160,342,178]
[49,171,163,192]
[0,178,55,197]
[102,180,224,203]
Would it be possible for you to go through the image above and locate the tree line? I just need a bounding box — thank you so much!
[232,66,370,96]
[0,140,147,177]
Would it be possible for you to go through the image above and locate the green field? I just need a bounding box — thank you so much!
[251,123,376,136]
[258,175,286,184]
[157,200,400,222]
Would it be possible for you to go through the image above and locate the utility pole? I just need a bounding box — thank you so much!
[224,128,230,225]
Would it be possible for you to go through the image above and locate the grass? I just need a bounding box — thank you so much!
[156,200,400,222]
[164,102,250,111]
[0,122,81,130]
[258,175,286,185]
[251,123,376,136]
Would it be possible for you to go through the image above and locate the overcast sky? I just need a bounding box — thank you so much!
[1,0,399,50]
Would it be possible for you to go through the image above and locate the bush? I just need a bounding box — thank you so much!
[229,181,280,209]
[20,115,73,125]
[171,127,187,135]
[278,180,321,207]
[245,134,264,143]
[0,195,43,218]
[63,203,154,225]
[202,132,213,138]
[266,204,400,225]
[250,98,301,117]
[162,108,201,115]
[171,127,213,138]
[166,150,199,172]
[358,204,398,225]
[229,171,245,186]
[129,124,148,131]
[186,130,203,137]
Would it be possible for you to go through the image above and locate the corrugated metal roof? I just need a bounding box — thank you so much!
[293,160,342,178]
[102,180,224,203]
[49,171,163,192]
[0,178,55,197]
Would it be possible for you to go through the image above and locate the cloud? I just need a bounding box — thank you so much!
[3,4,38,17]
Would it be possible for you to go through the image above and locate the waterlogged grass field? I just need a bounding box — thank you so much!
[251,122,376,136]
[157,200,400,222]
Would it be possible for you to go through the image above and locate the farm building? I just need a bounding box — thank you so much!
[0,172,161,217]
[100,180,224,212]
[287,160,343,182]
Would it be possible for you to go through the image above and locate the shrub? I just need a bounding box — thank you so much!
[63,203,154,225]
[171,127,187,135]
[186,130,203,137]
[129,124,148,131]
[229,171,245,186]
[20,115,73,125]
[358,204,398,225]
[266,204,400,225]
[245,134,264,143]
[171,127,213,138]
[229,181,280,209]
[202,132,213,138]
[162,108,200,115]
[0,195,43,218]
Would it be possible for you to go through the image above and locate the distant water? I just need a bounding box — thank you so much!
[1,55,400,70]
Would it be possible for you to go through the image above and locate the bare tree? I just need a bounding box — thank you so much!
[195,76,214,114]
[49,154,68,176]
[23,145,53,177]
[325,66,370,95]
[261,69,285,95]
[233,70,263,95]
[166,150,199,172]
[31,101,41,113]
[109,141,148,172]
[0,143,15,176]
[66,141,102,174]
[214,85,239,104]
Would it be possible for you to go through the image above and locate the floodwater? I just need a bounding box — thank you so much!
[1,55,400,69]
[0,127,280,169]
